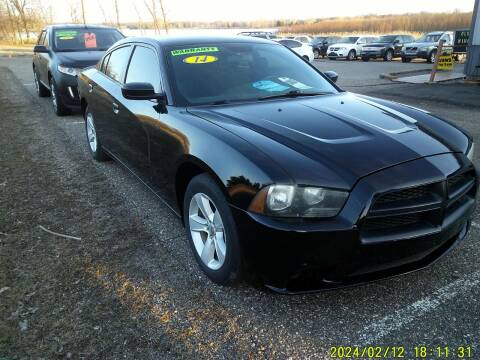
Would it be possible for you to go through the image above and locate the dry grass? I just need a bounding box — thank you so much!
[281,11,472,36]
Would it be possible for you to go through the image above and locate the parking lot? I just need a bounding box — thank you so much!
[1,56,480,359]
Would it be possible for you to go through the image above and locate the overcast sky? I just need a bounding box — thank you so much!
[48,0,475,23]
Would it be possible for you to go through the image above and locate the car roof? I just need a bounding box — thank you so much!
[45,24,119,30]
[427,31,450,35]
[114,35,276,47]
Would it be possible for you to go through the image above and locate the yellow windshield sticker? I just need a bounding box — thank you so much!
[56,30,78,39]
[171,47,218,56]
[183,55,218,64]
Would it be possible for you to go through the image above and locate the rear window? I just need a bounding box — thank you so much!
[53,28,124,52]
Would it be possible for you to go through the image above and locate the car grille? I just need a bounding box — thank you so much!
[406,47,418,51]
[330,47,340,51]
[361,170,476,243]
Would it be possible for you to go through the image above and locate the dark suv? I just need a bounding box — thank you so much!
[33,24,124,115]
[361,34,415,61]
[311,36,340,58]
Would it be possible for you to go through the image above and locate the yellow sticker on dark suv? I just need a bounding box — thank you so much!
[183,55,218,64]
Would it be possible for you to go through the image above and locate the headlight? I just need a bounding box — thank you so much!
[249,185,349,218]
[57,64,80,76]
[467,142,475,161]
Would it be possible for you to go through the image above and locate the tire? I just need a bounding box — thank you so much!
[427,50,437,64]
[313,49,320,59]
[302,55,310,62]
[384,50,393,61]
[361,57,370,62]
[184,173,242,285]
[329,57,336,60]
[401,57,412,63]
[33,69,49,97]
[49,77,71,116]
[347,50,356,61]
[84,106,109,161]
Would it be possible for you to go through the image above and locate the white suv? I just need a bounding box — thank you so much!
[327,36,378,60]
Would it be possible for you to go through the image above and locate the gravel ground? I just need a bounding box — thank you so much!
[1,57,480,359]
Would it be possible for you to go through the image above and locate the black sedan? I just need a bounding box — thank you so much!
[78,36,477,293]
[33,24,123,115]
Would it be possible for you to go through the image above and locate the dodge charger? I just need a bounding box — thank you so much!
[78,36,477,293]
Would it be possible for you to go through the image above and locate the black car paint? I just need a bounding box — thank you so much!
[78,36,477,292]
[32,25,123,110]
[312,36,340,58]
[361,35,414,60]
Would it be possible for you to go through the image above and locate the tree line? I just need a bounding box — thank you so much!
[280,11,473,35]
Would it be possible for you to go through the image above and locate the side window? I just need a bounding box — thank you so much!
[100,53,111,72]
[104,46,132,83]
[43,31,49,47]
[357,38,366,44]
[125,46,161,92]
[37,31,46,45]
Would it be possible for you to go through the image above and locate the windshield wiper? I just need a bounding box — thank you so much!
[258,90,333,101]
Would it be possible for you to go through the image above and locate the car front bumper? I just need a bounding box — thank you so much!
[54,73,81,109]
[362,49,386,58]
[328,51,347,58]
[402,50,429,59]
[232,153,477,293]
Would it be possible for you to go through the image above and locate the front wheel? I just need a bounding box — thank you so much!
[33,69,49,97]
[84,106,109,161]
[313,49,320,59]
[347,50,356,61]
[303,55,310,62]
[427,50,437,64]
[50,78,71,116]
[184,174,242,285]
[361,57,370,62]
[384,50,393,61]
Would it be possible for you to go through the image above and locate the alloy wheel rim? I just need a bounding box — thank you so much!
[431,53,436,63]
[387,52,393,61]
[51,82,57,111]
[34,72,39,93]
[188,193,226,270]
[86,113,97,152]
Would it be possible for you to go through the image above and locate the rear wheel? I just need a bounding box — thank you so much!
[84,106,109,161]
[401,57,412,63]
[184,174,242,285]
[347,50,356,61]
[361,57,370,62]
[313,49,320,59]
[33,69,49,97]
[50,77,71,116]
[384,50,393,61]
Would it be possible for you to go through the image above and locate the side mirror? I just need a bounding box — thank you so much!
[122,82,165,101]
[324,71,338,83]
[34,45,48,53]
[393,39,400,44]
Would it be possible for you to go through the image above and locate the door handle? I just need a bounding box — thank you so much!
[112,102,119,114]
[88,83,94,93]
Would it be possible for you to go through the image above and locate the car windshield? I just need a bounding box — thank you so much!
[53,28,123,52]
[312,37,326,44]
[167,42,338,106]
[417,34,442,43]
[377,35,397,42]
[337,37,359,44]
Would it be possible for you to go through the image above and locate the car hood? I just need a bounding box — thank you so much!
[407,42,436,47]
[329,43,354,48]
[56,50,104,68]
[188,93,461,189]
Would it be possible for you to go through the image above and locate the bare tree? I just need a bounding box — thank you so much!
[133,2,144,35]
[144,0,159,33]
[97,0,109,25]
[114,0,120,29]
[69,2,80,23]
[80,0,86,24]
[8,0,30,40]
[158,0,168,34]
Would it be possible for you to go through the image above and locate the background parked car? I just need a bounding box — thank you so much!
[327,36,378,60]
[361,34,415,61]
[311,36,341,58]
[32,24,124,116]
[238,31,278,40]
[401,31,454,63]
[294,35,313,44]
[277,39,314,62]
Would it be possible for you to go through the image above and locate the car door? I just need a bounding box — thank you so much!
[92,45,132,156]
[34,30,49,85]
[118,44,163,175]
